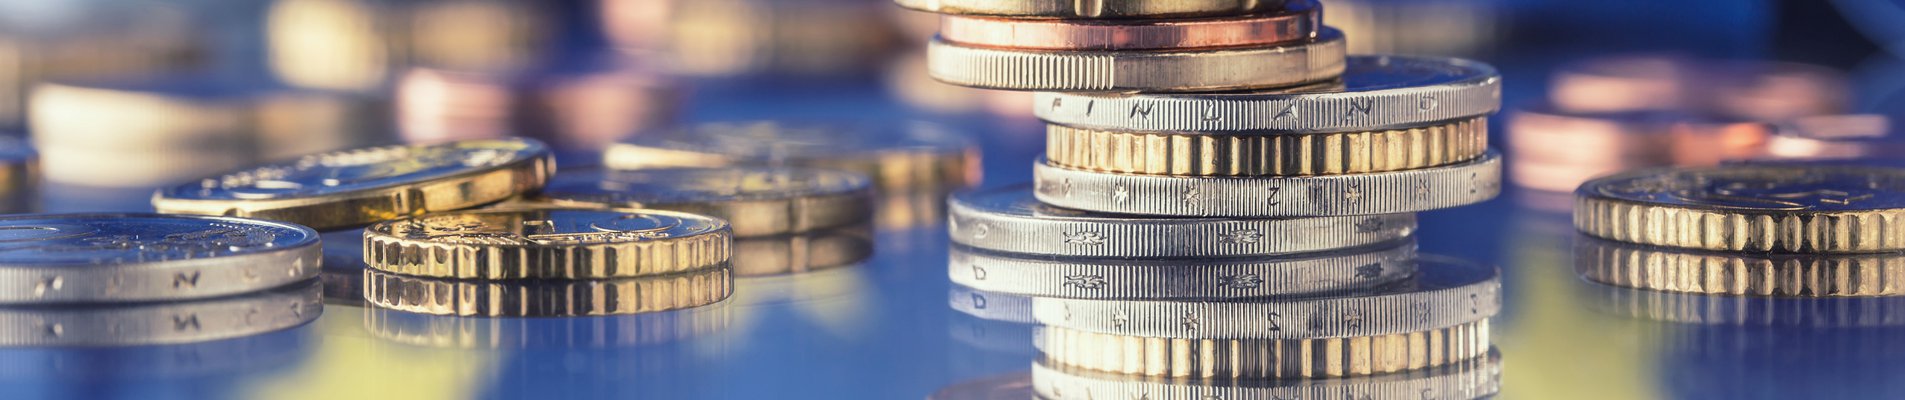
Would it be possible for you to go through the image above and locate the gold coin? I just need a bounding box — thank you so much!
[153,138,554,230]
[1041,320,1491,379]
[1047,117,1488,176]
[361,267,731,317]
[1575,163,1905,253]
[534,167,873,237]
[363,208,731,279]
[1575,235,1905,297]
[603,121,981,192]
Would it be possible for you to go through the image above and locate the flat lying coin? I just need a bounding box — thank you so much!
[153,138,555,230]
[928,28,1345,92]
[1574,163,1905,253]
[0,280,322,346]
[950,240,1417,299]
[0,213,321,304]
[1033,255,1499,339]
[895,0,1290,19]
[1035,55,1501,132]
[1033,350,1501,400]
[1575,235,1905,297]
[1042,321,1490,378]
[1034,151,1502,217]
[535,167,872,237]
[950,184,1416,257]
[363,209,730,279]
[363,267,732,317]
[603,121,980,192]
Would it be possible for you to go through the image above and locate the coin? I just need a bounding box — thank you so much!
[1032,255,1499,339]
[1041,321,1490,379]
[928,28,1344,92]
[1574,163,1905,253]
[731,225,872,276]
[1034,151,1502,217]
[363,208,731,279]
[949,240,1418,299]
[0,280,321,346]
[895,0,1290,19]
[1034,55,1501,133]
[1033,350,1500,400]
[950,184,1416,257]
[152,138,555,231]
[603,121,980,192]
[1575,235,1905,297]
[1047,117,1489,176]
[936,1,1318,51]
[0,213,321,304]
[29,80,256,187]
[362,267,732,317]
[535,167,873,237]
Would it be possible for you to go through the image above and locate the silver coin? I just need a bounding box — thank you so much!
[1032,351,1501,400]
[949,184,1416,257]
[1032,255,1500,339]
[1035,55,1502,133]
[949,240,1418,300]
[1033,151,1503,217]
[0,213,322,304]
[0,280,322,346]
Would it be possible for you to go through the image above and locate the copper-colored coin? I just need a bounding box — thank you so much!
[937,1,1318,51]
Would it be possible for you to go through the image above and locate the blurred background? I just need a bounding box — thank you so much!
[2,0,1902,399]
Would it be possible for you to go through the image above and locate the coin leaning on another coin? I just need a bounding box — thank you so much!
[152,138,556,231]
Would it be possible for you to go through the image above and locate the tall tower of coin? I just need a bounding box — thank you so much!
[902,0,1506,395]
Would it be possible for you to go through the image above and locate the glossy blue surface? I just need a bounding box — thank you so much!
[6,0,1904,398]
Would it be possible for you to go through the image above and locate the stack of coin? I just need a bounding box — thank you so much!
[906,0,1507,388]
[604,121,982,229]
[0,214,325,346]
[1509,55,1856,192]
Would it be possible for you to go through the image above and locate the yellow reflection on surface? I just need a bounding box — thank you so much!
[239,306,498,400]
[1495,209,1661,400]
